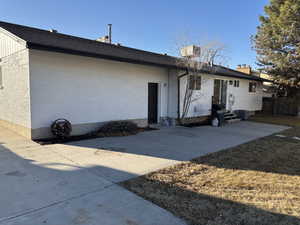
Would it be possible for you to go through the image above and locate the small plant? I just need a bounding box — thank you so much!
[97,121,139,137]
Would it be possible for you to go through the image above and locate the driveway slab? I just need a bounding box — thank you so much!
[0,121,288,225]
[5,185,185,225]
[0,144,111,222]
[57,121,288,182]
[0,128,186,225]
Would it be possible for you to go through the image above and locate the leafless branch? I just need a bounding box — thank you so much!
[175,36,228,122]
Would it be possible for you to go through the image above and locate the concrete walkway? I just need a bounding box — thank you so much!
[0,122,288,225]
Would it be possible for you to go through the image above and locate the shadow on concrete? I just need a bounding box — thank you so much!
[0,143,130,224]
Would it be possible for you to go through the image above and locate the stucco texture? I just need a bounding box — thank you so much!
[0,28,26,59]
[0,49,31,132]
[29,50,169,134]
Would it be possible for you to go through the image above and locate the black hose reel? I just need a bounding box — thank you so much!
[51,119,72,139]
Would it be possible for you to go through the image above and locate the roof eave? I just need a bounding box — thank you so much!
[26,42,178,69]
[204,71,270,82]
[26,42,269,83]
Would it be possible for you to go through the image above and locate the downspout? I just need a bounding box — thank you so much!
[177,69,189,123]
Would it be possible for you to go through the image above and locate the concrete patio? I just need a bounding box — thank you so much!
[0,121,288,225]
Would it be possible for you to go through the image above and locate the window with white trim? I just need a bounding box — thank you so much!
[188,75,201,90]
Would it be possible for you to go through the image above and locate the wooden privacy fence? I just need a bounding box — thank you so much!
[262,97,300,116]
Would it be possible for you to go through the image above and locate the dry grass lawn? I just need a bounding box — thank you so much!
[122,116,300,225]
[250,113,300,127]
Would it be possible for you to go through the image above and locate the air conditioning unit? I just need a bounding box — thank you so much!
[96,36,110,43]
[180,45,201,57]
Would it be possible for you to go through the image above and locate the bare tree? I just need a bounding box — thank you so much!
[175,39,227,123]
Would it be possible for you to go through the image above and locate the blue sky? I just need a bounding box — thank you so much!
[1,0,268,69]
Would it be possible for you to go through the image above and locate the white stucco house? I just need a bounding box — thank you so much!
[0,21,268,139]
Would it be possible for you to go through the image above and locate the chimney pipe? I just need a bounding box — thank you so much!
[108,24,112,44]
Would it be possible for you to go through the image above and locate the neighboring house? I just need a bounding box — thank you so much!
[236,64,275,97]
[0,21,268,139]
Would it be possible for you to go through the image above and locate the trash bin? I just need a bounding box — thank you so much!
[217,110,225,126]
[211,104,225,127]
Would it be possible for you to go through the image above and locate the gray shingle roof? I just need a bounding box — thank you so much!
[0,21,269,82]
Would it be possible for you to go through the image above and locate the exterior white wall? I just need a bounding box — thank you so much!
[226,78,263,112]
[0,28,26,58]
[29,50,169,130]
[167,69,179,118]
[180,73,263,117]
[179,74,214,117]
[0,48,31,129]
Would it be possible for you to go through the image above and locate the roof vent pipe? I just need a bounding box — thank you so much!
[108,24,112,44]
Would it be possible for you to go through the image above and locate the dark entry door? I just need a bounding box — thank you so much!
[221,80,228,107]
[213,79,227,108]
[213,79,221,105]
[148,83,158,124]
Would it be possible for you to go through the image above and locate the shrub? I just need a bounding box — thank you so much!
[97,121,139,137]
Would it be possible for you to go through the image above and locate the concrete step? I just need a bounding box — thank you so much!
[224,111,240,122]
[224,114,236,118]
[224,112,235,116]
[224,115,238,119]
[224,113,238,120]
[226,118,241,123]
